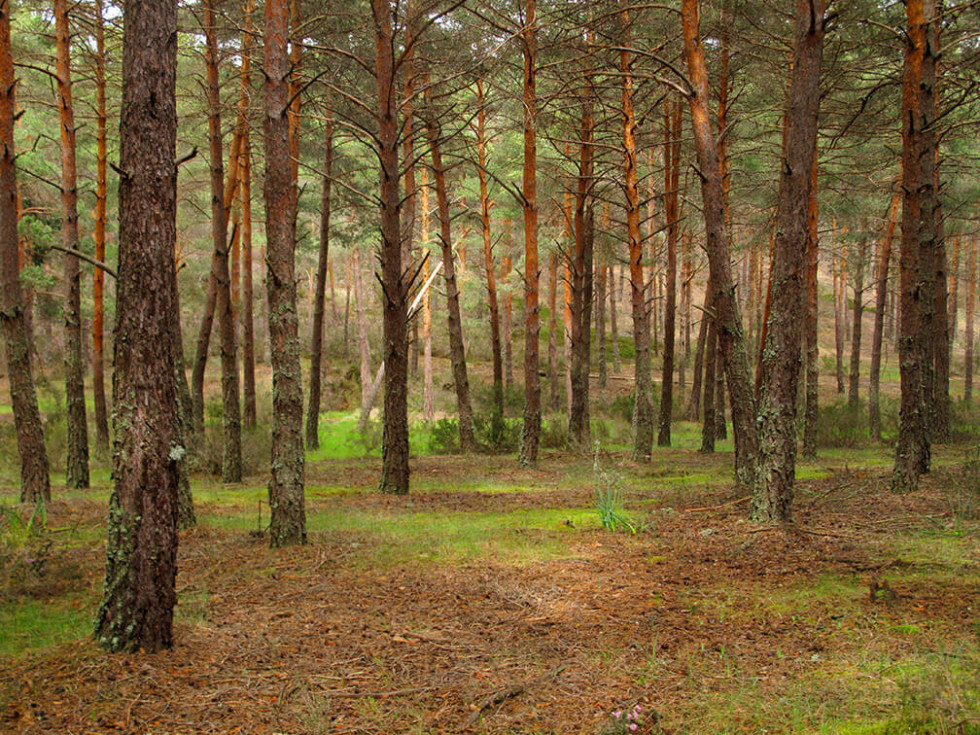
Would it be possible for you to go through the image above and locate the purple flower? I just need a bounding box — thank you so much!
[612,711,622,719]
[629,725,638,732]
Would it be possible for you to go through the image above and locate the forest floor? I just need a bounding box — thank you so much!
[2,437,979,734]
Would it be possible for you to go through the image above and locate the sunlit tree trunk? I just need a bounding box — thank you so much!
[682,0,757,486]
[893,0,938,493]
[420,169,434,421]
[264,0,306,538]
[55,0,89,489]
[620,5,653,462]
[94,0,180,652]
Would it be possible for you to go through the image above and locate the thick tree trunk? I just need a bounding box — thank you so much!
[55,0,89,489]
[425,99,475,452]
[476,80,503,418]
[0,0,50,504]
[752,0,824,523]
[802,157,820,458]
[848,234,866,410]
[94,0,181,652]
[682,0,757,487]
[374,0,410,492]
[264,0,306,538]
[569,84,595,451]
[658,98,681,447]
[893,0,938,493]
[306,111,333,450]
[204,0,242,484]
[518,0,541,466]
[715,342,727,440]
[92,0,110,452]
[620,7,653,462]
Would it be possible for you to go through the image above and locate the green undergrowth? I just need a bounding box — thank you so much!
[0,593,96,658]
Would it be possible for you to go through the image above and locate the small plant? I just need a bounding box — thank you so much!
[593,443,636,534]
[474,412,521,454]
[599,704,646,734]
[427,417,461,454]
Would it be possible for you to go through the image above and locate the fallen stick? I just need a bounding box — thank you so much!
[460,664,565,731]
[683,496,750,513]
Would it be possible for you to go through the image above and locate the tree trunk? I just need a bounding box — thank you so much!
[848,232,866,410]
[374,0,410,492]
[893,0,938,493]
[621,6,652,461]
[658,97,681,447]
[682,0,757,487]
[932,192,950,442]
[94,0,180,652]
[264,0,306,538]
[424,96,475,452]
[204,0,242,484]
[55,0,89,490]
[802,156,820,458]
[0,0,49,504]
[752,0,824,523]
[569,82,595,451]
[596,265,607,390]
[610,264,621,373]
[420,169,434,421]
[701,290,717,453]
[240,0,257,430]
[92,0,110,452]
[949,233,959,343]
[518,0,541,466]
[686,288,709,421]
[476,80,503,418]
[834,247,846,394]
[869,190,900,439]
[353,248,373,419]
[548,251,559,411]
[306,111,333,450]
[965,233,976,404]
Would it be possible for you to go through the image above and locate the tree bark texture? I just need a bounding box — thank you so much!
[374,0,410,492]
[658,98,681,447]
[92,0,110,452]
[848,233,866,411]
[620,6,653,462]
[204,0,242,483]
[55,0,89,489]
[893,0,938,493]
[801,156,820,458]
[682,0,758,487]
[264,0,306,538]
[752,0,824,523]
[240,0,257,430]
[94,0,181,653]
[0,0,50,504]
[518,0,541,466]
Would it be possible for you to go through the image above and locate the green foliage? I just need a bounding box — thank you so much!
[951,400,980,444]
[474,413,522,454]
[815,399,867,449]
[593,444,636,535]
[540,418,569,450]
[426,417,460,454]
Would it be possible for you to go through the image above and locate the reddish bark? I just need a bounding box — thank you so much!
[0,0,50,503]
[55,0,90,489]
[92,0,110,451]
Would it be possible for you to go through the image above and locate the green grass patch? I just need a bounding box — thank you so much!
[0,594,95,658]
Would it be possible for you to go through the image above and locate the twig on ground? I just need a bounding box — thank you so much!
[460,663,565,731]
